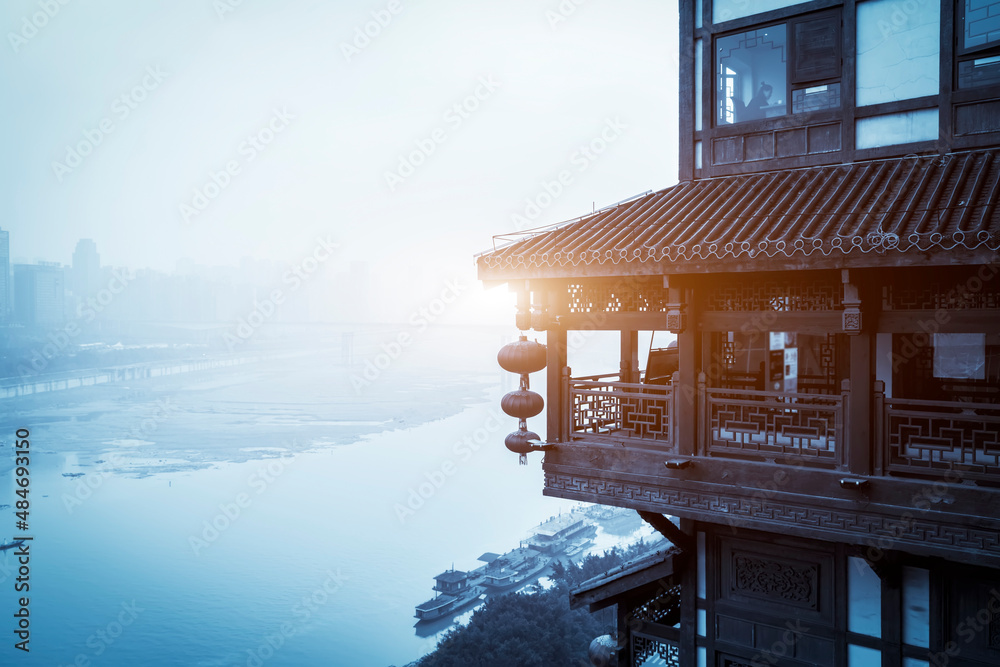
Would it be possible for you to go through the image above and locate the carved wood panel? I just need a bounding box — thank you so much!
[730,553,818,609]
[631,633,680,667]
[566,279,669,314]
[543,470,1000,564]
[704,277,842,312]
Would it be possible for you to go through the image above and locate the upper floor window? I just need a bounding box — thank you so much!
[716,10,841,126]
[713,0,809,24]
[958,0,1000,89]
[856,0,939,104]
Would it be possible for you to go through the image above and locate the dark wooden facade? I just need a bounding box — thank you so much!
[679,0,1000,180]
[479,2,1000,666]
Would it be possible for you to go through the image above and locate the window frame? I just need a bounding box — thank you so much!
[956,0,1000,91]
[713,7,843,129]
[956,0,1000,57]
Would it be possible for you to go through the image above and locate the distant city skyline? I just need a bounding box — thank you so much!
[2,0,678,284]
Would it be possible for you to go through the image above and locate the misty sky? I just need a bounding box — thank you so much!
[2,0,677,306]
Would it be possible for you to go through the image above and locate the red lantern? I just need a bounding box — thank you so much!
[501,390,544,419]
[505,429,540,456]
[497,335,547,374]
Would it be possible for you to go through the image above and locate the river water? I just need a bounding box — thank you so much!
[0,325,601,666]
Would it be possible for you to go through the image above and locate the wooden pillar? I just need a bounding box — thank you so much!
[621,330,638,383]
[845,270,872,475]
[546,288,568,444]
[675,285,700,457]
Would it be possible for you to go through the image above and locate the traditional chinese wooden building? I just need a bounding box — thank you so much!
[479,2,1000,666]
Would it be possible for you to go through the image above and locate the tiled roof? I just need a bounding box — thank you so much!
[478,150,1000,279]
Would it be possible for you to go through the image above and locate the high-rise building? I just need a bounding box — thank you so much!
[14,262,66,328]
[0,227,9,323]
[72,238,101,299]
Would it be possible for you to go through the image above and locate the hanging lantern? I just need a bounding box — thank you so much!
[504,429,540,456]
[497,335,548,464]
[497,336,547,374]
[500,390,544,419]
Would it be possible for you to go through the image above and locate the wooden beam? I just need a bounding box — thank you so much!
[558,312,667,331]
[638,511,694,552]
[699,310,842,333]
[878,309,1000,333]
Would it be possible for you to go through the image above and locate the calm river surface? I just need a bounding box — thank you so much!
[0,325,604,666]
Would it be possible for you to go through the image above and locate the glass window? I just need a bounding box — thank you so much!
[695,39,704,131]
[962,0,1000,51]
[717,25,788,125]
[857,0,940,105]
[713,0,809,24]
[959,55,1000,88]
[849,645,882,666]
[855,109,939,149]
[848,556,882,638]
[902,566,930,648]
[958,2,1000,88]
[697,531,706,599]
[793,83,841,113]
[716,11,840,126]
[933,334,987,380]
[892,332,1000,402]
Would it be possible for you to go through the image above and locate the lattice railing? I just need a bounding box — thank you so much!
[878,392,1000,481]
[569,378,673,446]
[703,386,846,465]
[631,583,682,626]
[631,632,681,667]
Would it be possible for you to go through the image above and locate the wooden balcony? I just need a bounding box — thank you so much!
[877,385,1000,482]
[546,371,1000,568]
